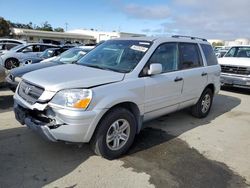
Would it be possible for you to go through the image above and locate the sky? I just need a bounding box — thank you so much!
[0,0,249,40]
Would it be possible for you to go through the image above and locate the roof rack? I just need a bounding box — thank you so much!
[172,35,207,42]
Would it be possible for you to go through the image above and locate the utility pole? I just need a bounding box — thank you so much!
[65,22,68,31]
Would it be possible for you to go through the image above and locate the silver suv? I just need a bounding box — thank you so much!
[14,36,220,159]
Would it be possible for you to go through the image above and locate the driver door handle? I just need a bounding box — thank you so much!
[174,77,183,82]
[201,72,208,76]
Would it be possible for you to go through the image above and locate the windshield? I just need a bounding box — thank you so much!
[224,47,250,58]
[40,49,55,58]
[77,40,152,73]
[10,44,25,51]
[55,48,91,63]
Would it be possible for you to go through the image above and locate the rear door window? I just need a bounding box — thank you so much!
[201,44,218,66]
[179,43,203,69]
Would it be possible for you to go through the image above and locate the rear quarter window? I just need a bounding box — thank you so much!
[201,44,218,66]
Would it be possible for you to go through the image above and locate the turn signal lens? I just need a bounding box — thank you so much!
[73,98,91,109]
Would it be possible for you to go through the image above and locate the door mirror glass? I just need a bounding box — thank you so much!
[148,63,162,75]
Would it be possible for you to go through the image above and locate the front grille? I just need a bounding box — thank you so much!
[18,81,44,105]
[221,65,250,75]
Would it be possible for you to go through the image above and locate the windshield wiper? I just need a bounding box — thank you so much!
[77,63,127,73]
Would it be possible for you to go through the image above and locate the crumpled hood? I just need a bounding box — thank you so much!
[22,64,125,91]
[218,57,250,67]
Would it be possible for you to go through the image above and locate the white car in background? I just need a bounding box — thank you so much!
[0,43,57,70]
[0,39,26,55]
[218,46,250,88]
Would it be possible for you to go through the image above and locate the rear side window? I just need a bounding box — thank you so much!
[201,44,218,66]
[179,43,202,69]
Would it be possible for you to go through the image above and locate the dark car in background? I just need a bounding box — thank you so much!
[6,46,94,91]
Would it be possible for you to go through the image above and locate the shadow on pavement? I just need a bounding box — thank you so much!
[121,93,247,187]
[221,86,250,95]
[0,94,14,113]
[0,93,245,187]
[0,127,93,188]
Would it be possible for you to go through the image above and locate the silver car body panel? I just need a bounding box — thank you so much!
[14,37,221,143]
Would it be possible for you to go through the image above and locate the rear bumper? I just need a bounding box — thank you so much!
[220,73,250,88]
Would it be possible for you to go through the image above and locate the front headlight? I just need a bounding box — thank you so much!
[14,76,22,83]
[50,89,92,110]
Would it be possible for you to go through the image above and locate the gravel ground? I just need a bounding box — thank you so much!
[0,86,249,188]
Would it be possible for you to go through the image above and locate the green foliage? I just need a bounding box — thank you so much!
[212,42,224,47]
[0,17,11,37]
[35,21,53,31]
[4,17,64,33]
[54,27,64,32]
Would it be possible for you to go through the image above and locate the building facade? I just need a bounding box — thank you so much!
[11,28,96,44]
[67,29,146,43]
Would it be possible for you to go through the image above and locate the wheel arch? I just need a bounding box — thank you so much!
[205,83,215,94]
[90,101,142,143]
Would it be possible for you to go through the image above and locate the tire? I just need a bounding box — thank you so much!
[91,107,137,159]
[191,88,213,118]
[5,58,19,70]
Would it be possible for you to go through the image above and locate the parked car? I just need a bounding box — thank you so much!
[6,46,94,91]
[20,46,75,66]
[0,43,57,70]
[219,45,250,88]
[13,36,220,159]
[0,64,6,83]
[215,49,228,58]
[0,39,26,54]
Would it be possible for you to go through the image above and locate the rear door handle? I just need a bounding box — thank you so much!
[201,72,207,76]
[174,77,183,82]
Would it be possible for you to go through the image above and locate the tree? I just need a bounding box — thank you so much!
[36,21,53,31]
[0,17,11,37]
[54,27,64,32]
[212,42,224,47]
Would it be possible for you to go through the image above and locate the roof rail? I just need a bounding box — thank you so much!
[172,35,207,42]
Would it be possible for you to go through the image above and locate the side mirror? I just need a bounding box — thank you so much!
[148,63,162,76]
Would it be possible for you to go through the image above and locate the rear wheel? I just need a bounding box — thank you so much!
[5,58,19,70]
[191,88,213,118]
[91,108,136,159]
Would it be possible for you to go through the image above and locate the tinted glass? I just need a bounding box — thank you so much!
[148,43,178,73]
[179,43,202,69]
[201,44,218,66]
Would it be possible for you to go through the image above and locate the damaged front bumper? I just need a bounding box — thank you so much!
[14,93,106,143]
[14,103,57,141]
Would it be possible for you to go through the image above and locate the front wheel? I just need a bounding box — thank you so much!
[191,88,213,118]
[5,58,19,70]
[91,108,136,159]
